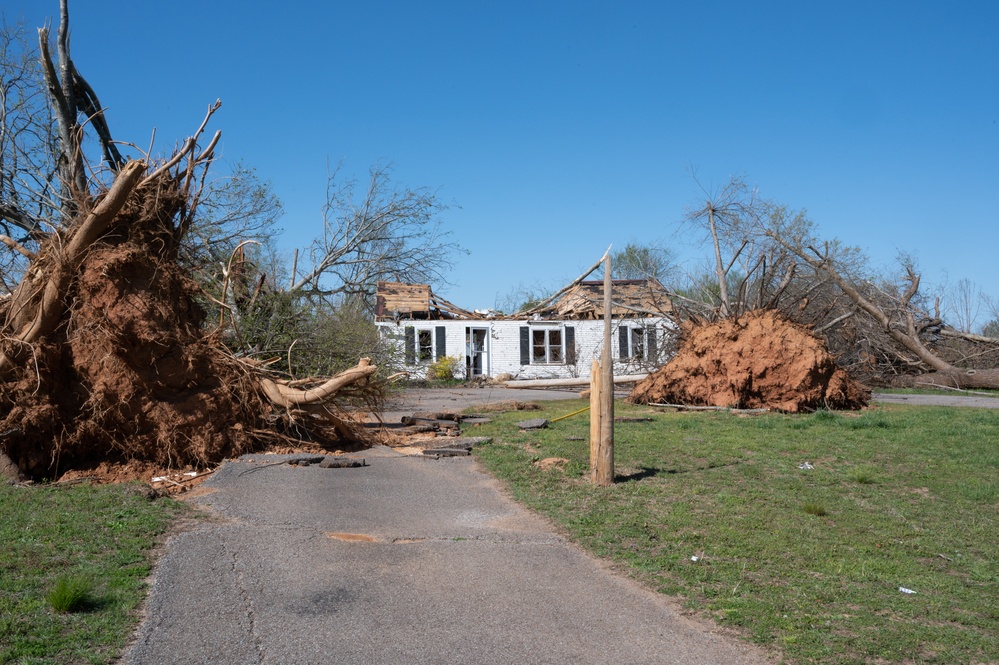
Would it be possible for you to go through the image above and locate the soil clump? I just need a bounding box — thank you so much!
[629,310,869,412]
[0,175,361,481]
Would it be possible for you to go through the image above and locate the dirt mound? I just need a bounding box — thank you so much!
[0,180,264,476]
[629,310,869,412]
[0,174,364,479]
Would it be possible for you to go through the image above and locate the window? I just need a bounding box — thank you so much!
[619,324,657,362]
[404,326,446,364]
[630,328,645,360]
[532,328,563,363]
[418,330,433,361]
[520,325,574,365]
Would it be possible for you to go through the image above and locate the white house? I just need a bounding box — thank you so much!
[374,279,676,380]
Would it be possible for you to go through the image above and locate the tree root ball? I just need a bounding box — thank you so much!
[629,310,870,412]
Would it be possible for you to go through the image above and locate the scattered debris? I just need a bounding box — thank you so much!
[421,436,492,458]
[236,453,367,469]
[423,447,471,457]
[629,310,870,412]
[647,404,769,414]
[798,462,814,470]
[287,455,328,466]
[319,457,367,468]
[406,411,462,422]
[517,418,550,430]
[474,401,541,413]
[899,587,917,595]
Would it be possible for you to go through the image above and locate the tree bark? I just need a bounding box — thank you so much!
[259,358,377,408]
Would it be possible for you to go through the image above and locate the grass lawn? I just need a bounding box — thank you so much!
[472,401,999,664]
[0,483,185,664]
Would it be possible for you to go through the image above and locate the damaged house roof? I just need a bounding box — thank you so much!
[527,279,674,320]
[374,281,474,321]
[375,278,673,321]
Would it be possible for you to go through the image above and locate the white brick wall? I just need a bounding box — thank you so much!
[377,317,675,380]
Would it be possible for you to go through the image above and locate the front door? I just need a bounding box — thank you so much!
[465,327,489,377]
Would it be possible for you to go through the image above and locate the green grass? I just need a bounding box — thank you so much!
[0,482,185,664]
[48,575,96,613]
[472,402,999,664]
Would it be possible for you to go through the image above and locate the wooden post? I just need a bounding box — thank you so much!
[589,358,601,474]
[593,251,615,486]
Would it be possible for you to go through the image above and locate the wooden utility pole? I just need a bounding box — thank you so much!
[591,249,615,486]
[589,358,601,473]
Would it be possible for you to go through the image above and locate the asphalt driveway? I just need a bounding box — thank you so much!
[123,386,994,664]
[123,445,772,664]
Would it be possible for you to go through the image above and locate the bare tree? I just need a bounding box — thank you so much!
[681,176,762,317]
[290,163,462,303]
[763,214,999,388]
[675,177,824,322]
[179,161,284,278]
[945,277,981,334]
[0,16,56,293]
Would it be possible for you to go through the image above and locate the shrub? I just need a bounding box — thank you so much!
[428,355,464,381]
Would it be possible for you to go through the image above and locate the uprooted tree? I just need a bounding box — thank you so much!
[638,173,999,389]
[630,173,999,409]
[763,207,999,389]
[0,2,382,478]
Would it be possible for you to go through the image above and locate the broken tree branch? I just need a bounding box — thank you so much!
[520,247,611,317]
[0,159,145,375]
[0,235,35,260]
[259,358,378,408]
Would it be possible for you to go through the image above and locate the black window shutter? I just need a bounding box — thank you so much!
[619,326,629,359]
[404,327,415,365]
[564,326,576,364]
[647,326,657,362]
[519,326,530,365]
[435,326,446,360]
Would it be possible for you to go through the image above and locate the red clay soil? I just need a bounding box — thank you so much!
[0,176,358,480]
[629,310,869,412]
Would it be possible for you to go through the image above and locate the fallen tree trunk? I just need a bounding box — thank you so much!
[259,359,378,408]
[503,374,649,389]
[906,369,999,390]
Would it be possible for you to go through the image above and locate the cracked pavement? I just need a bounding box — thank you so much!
[123,444,772,665]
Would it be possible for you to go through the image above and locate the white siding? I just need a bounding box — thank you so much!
[377,317,675,380]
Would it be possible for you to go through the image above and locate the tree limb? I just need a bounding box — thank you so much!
[259,358,377,407]
[0,159,145,375]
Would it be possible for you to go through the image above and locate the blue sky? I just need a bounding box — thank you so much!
[10,1,999,324]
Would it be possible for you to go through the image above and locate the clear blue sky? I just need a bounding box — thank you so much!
[11,1,999,324]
